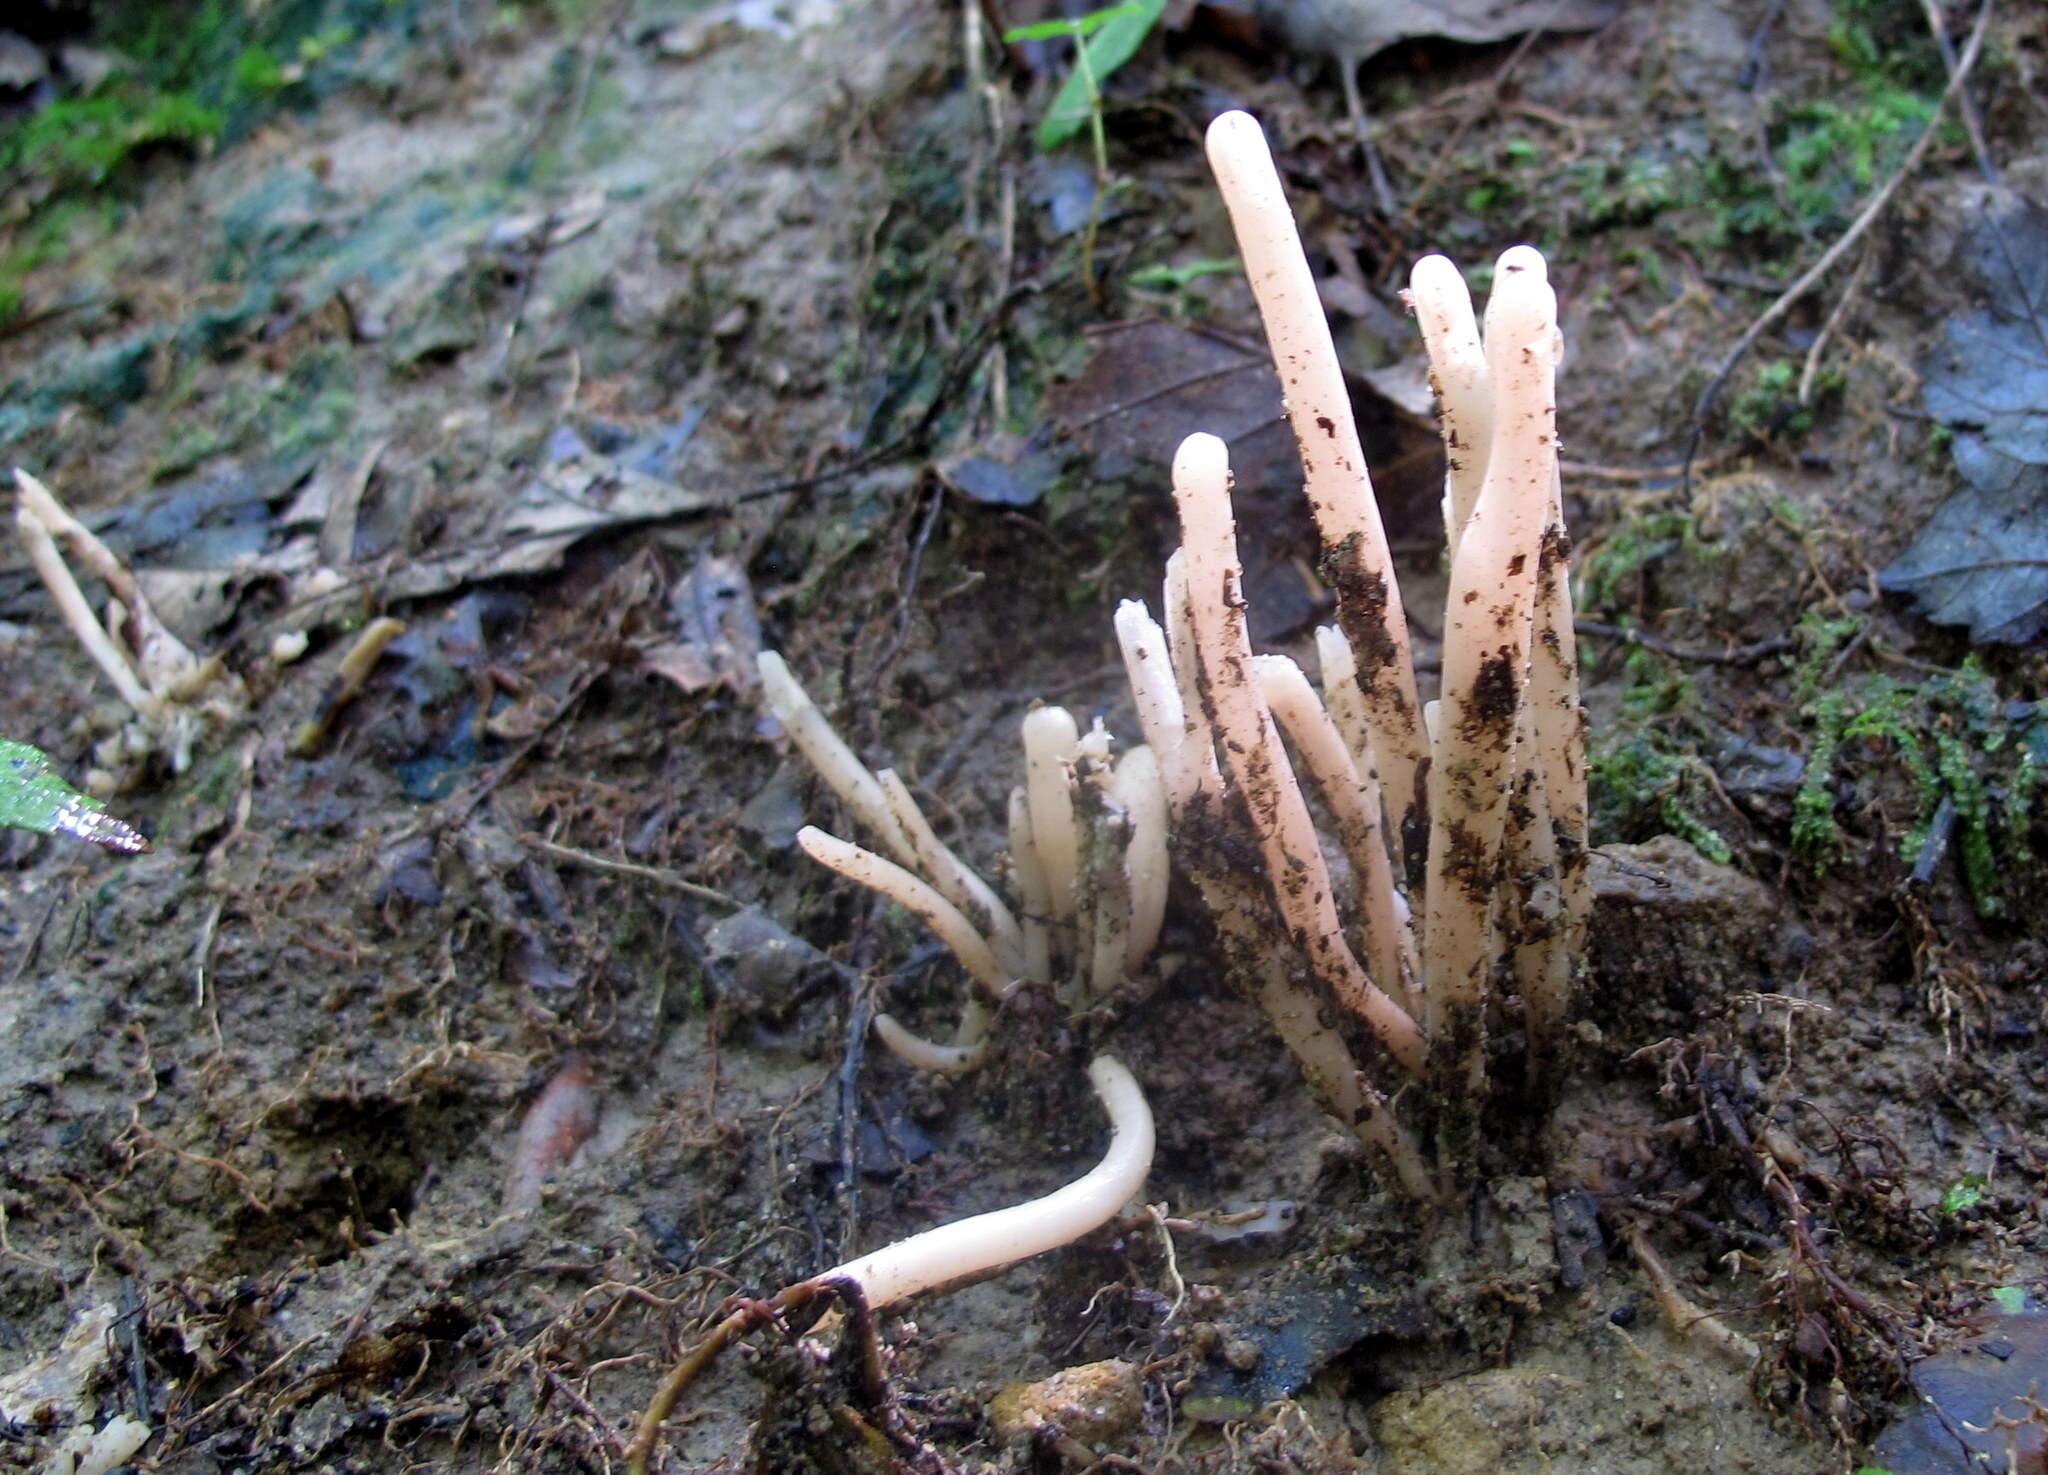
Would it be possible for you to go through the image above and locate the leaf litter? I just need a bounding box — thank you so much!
[1881,193,2048,643]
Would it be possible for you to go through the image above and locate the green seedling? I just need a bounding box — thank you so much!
[1005,2,1166,152]
[1005,0,1166,302]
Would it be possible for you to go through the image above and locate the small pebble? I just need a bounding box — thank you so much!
[990,1359,1142,1450]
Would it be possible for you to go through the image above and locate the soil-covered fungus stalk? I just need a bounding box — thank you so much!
[1109,111,1588,1196]
[627,1057,1153,1475]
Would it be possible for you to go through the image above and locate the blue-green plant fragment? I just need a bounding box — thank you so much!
[0,740,150,853]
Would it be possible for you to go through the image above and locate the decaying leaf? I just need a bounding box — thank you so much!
[1044,320,1290,478]
[1881,194,2048,645]
[1869,1301,2048,1474]
[641,552,762,695]
[1257,0,1621,68]
[1044,319,1440,637]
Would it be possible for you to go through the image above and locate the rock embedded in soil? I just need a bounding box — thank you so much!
[1869,1308,2048,1475]
[1585,834,1810,1039]
[989,1358,1143,1450]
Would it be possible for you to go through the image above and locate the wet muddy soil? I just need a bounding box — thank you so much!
[1,0,2046,1471]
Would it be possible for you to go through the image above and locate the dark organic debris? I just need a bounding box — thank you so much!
[1258,0,1622,69]
[374,836,443,908]
[1045,319,1436,638]
[1881,193,2048,644]
[1869,1305,2048,1474]
[1044,320,1289,479]
[933,445,1060,508]
[700,905,839,1015]
[640,552,763,695]
[1180,1263,1424,1421]
[0,457,312,631]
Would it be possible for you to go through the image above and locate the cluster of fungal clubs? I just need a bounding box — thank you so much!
[763,111,1586,1212]
[757,652,1168,1076]
[634,108,1590,1466]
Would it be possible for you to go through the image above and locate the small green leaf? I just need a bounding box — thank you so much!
[1992,1285,2028,1314]
[0,739,150,854]
[1939,1174,1986,1217]
[1031,0,1167,152]
[1128,257,1239,289]
[1002,4,1146,43]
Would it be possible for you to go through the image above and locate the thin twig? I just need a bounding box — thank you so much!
[837,980,874,1257]
[120,1278,150,1422]
[1391,23,1548,238]
[182,1335,321,1427]
[1681,0,1993,489]
[1919,0,1999,184]
[1618,1222,1760,1364]
[1797,248,1871,405]
[626,1281,826,1475]
[867,482,946,685]
[1562,452,1733,484]
[1890,557,2048,580]
[1737,0,1790,90]
[1057,355,1264,436]
[1576,620,1794,667]
[520,835,741,909]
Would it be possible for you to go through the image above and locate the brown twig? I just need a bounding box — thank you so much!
[1919,0,2000,184]
[625,1280,827,1475]
[1562,452,1733,484]
[1575,620,1795,667]
[520,834,740,909]
[867,481,947,686]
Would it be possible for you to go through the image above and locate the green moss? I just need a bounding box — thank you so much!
[1828,0,1945,92]
[1587,643,1732,862]
[1790,655,2042,915]
[1590,737,1733,863]
[1933,729,1998,915]
[1789,610,1862,704]
[1578,508,1723,617]
[1730,360,1810,441]
[1842,681,1941,858]
[2008,749,2040,870]
[1792,689,1848,867]
[0,90,223,191]
[1522,0,1945,262]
